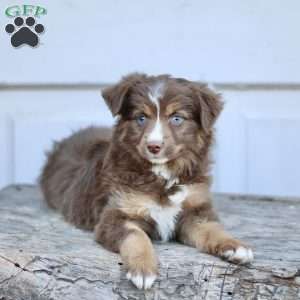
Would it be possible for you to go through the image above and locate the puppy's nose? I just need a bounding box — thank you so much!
[147,142,162,154]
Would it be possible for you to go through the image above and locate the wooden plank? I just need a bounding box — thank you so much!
[0,185,299,299]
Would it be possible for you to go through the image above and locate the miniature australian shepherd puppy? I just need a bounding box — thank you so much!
[40,73,253,290]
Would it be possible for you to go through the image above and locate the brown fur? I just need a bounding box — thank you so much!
[40,73,252,289]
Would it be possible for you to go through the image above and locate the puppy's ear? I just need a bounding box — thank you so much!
[191,84,223,133]
[102,73,146,116]
[102,81,131,116]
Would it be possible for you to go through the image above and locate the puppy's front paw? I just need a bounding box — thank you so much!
[218,240,254,264]
[126,271,157,290]
[124,251,158,290]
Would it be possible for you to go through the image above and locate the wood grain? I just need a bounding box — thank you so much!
[0,185,299,299]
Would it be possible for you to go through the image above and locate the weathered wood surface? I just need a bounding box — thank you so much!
[0,185,299,300]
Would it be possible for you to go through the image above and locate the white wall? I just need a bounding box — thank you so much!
[1,0,300,197]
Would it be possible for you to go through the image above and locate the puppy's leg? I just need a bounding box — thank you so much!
[177,203,254,264]
[95,209,158,290]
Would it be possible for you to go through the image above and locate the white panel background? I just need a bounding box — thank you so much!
[215,90,300,196]
[1,0,300,197]
[1,0,300,83]
[246,118,300,195]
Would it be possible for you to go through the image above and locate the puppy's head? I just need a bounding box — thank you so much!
[102,73,223,165]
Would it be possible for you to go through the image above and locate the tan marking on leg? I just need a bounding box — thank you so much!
[179,220,253,264]
[120,222,158,289]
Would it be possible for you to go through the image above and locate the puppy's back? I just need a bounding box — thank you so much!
[40,126,111,218]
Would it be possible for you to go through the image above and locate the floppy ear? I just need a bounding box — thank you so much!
[191,84,223,133]
[102,73,147,116]
[101,80,132,116]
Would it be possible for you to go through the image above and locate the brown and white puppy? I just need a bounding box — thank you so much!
[40,73,253,290]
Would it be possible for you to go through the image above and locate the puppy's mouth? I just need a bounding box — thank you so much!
[148,157,169,164]
[136,146,169,164]
[140,148,168,164]
[139,146,184,165]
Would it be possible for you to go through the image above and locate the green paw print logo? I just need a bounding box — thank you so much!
[4,5,47,48]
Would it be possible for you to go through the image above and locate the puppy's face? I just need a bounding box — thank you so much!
[102,74,222,165]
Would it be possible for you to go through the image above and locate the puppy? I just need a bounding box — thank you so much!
[40,73,253,290]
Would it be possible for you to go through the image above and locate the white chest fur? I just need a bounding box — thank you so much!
[149,164,188,241]
[146,204,181,241]
[146,185,188,241]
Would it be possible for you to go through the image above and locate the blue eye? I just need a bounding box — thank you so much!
[136,115,147,126]
[170,115,184,126]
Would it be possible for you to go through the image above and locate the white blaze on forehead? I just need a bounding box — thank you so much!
[147,81,165,144]
[148,81,165,108]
